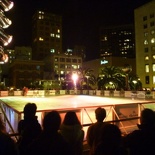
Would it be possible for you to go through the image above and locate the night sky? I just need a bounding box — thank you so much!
[6,0,152,60]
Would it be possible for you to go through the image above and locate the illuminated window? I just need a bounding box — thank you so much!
[144,40,148,45]
[39,11,44,14]
[151,38,155,43]
[145,64,149,73]
[39,37,44,41]
[56,34,60,38]
[57,29,60,33]
[36,66,40,70]
[144,32,148,36]
[38,15,44,19]
[60,71,65,74]
[153,76,155,84]
[72,65,78,69]
[66,64,71,69]
[54,64,58,69]
[54,58,58,62]
[78,65,81,69]
[153,55,155,59]
[50,33,54,37]
[50,49,55,53]
[145,56,149,60]
[151,30,155,35]
[153,64,155,72]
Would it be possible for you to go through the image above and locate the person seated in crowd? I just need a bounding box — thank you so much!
[59,111,84,155]
[25,110,73,155]
[123,108,155,155]
[94,123,128,155]
[17,103,42,155]
[0,115,19,155]
[86,107,107,155]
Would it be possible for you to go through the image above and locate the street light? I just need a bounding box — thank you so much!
[72,73,78,94]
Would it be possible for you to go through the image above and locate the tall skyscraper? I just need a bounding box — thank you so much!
[135,0,155,90]
[32,10,62,60]
[99,24,135,58]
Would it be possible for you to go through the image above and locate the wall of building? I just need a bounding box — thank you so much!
[135,1,155,90]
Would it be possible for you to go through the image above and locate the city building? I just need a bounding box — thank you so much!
[2,47,32,86]
[83,57,136,78]
[9,60,44,88]
[32,10,62,60]
[44,54,82,80]
[134,0,155,90]
[4,49,15,64]
[14,46,32,60]
[5,46,32,63]
[73,45,86,60]
[99,24,135,58]
[64,45,86,61]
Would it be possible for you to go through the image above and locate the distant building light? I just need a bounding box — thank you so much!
[39,37,44,41]
[50,49,55,53]
[101,60,108,65]
[50,33,54,37]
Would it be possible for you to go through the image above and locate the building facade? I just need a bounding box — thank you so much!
[9,60,44,88]
[44,54,82,80]
[135,0,155,90]
[83,57,136,78]
[99,24,135,58]
[32,10,62,60]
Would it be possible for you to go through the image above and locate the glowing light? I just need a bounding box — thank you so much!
[0,0,14,11]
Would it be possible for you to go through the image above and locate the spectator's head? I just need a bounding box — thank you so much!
[43,110,61,132]
[63,111,81,126]
[95,107,106,122]
[140,108,155,127]
[100,124,122,150]
[23,103,37,118]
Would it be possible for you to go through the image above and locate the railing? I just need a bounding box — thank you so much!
[3,100,155,142]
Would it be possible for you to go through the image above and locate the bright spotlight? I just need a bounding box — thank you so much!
[0,9,11,28]
[0,0,14,11]
[0,28,12,46]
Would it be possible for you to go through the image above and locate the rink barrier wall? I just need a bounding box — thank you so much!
[0,90,154,99]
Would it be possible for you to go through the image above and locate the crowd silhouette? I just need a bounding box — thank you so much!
[1,103,155,155]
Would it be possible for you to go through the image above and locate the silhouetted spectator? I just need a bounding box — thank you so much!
[123,108,155,155]
[86,107,107,155]
[17,103,41,155]
[26,110,73,155]
[0,115,19,155]
[94,124,128,155]
[60,111,84,155]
